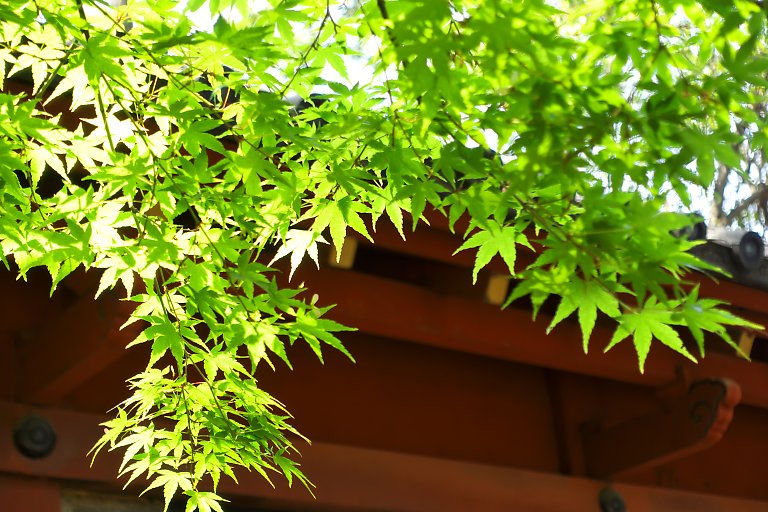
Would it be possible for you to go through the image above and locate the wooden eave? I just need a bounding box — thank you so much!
[1,215,768,510]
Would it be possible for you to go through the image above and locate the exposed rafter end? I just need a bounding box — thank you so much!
[484,274,510,305]
[328,237,358,269]
[739,330,756,360]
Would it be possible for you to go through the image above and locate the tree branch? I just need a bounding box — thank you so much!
[725,184,768,224]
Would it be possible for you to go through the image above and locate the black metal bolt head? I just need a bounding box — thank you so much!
[598,486,626,512]
[737,231,764,271]
[13,415,56,459]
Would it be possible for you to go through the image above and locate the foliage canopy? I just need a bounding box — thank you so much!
[0,0,766,509]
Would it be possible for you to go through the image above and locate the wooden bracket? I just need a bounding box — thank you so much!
[583,378,741,478]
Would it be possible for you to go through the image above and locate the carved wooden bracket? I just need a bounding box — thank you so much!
[583,378,741,478]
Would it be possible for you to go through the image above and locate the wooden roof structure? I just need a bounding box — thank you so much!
[2,68,768,510]
[2,210,768,511]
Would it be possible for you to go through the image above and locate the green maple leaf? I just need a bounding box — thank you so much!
[548,280,622,353]
[310,196,372,263]
[269,229,327,280]
[605,300,697,372]
[454,221,519,283]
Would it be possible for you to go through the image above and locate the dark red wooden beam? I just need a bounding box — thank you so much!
[0,402,766,512]
[365,217,768,326]
[0,475,60,512]
[293,266,768,409]
[356,218,516,274]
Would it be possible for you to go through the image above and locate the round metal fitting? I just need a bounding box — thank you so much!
[13,415,56,459]
[598,486,626,512]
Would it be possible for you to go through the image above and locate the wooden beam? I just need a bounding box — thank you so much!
[583,379,741,478]
[364,217,768,326]
[257,331,560,470]
[0,402,121,482]
[352,217,520,274]
[0,402,766,512]
[15,292,141,405]
[292,266,768,409]
[0,475,60,512]
[700,277,768,315]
